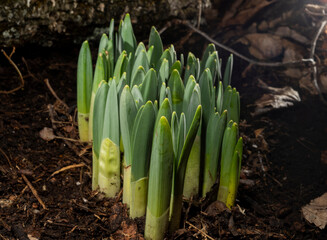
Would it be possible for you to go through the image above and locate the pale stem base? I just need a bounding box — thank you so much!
[92,150,99,191]
[145,207,169,240]
[183,136,200,198]
[123,165,131,208]
[98,138,121,198]
[78,112,89,142]
[130,177,148,218]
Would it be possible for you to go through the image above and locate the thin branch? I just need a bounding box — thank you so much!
[21,174,48,210]
[181,20,314,67]
[0,48,24,94]
[0,148,13,169]
[305,4,327,17]
[180,19,327,105]
[44,78,69,109]
[54,136,81,142]
[186,221,215,240]
[197,0,202,29]
[310,20,327,105]
[9,47,15,58]
[48,163,85,180]
[47,104,91,166]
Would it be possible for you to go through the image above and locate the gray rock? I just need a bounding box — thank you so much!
[0,0,207,47]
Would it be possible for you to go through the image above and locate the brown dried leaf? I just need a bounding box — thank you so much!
[321,151,327,165]
[245,34,283,60]
[319,72,327,94]
[254,128,264,138]
[39,127,56,141]
[113,221,142,240]
[63,125,74,133]
[252,80,301,116]
[300,75,318,95]
[302,192,327,229]
[205,201,229,216]
[221,0,276,27]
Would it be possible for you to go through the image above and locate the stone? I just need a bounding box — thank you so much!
[0,0,207,47]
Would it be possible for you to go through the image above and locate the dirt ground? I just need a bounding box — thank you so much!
[1,25,327,239]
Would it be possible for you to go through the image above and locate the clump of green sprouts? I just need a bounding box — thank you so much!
[77,14,243,240]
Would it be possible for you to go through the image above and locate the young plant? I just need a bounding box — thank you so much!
[89,53,106,140]
[76,13,244,239]
[226,137,243,208]
[182,83,202,198]
[202,110,227,197]
[77,41,93,142]
[170,103,202,231]
[92,81,109,190]
[217,121,243,209]
[98,81,120,198]
[148,27,163,68]
[222,85,240,124]
[120,86,138,206]
[223,54,233,89]
[145,115,174,240]
[130,101,156,218]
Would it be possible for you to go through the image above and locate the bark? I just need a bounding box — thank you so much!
[0,0,211,47]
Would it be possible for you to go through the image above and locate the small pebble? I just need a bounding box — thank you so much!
[32,209,40,214]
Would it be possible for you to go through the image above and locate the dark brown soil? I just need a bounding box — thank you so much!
[1,33,327,239]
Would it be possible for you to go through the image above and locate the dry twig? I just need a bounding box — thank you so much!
[186,221,215,240]
[44,78,69,110]
[54,136,81,142]
[310,20,327,105]
[115,188,123,204]
[0,47,24,94]
[181,20,314,67]
[21,174,47,210]
[179,19,327,105]
[0,148,13,169]
[197,0,202,29]
[47,104,91,166]
[0,233,8,240]
[48,163,85,179]
[0,218,10,232]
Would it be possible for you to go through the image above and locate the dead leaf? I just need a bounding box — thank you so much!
[254,128,264,138]
[283,68,303,79]
[205,201,229,216]
[302,192,327,229]
[252,79,301,116]
[18,169,34,176]
[39,127,56,141]
[239,179,255,187]
[319,72,327,94]
[240,34,283,60]
[221,0,276,27]
[275,26,309,45]
[112,221,141,240]
[321,151,327,165]
[228,215,238,236]
[63,125,74,133]
[300,75,318,95]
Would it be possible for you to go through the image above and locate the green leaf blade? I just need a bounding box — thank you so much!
[145,116,174,239]
[77,41,93,141]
